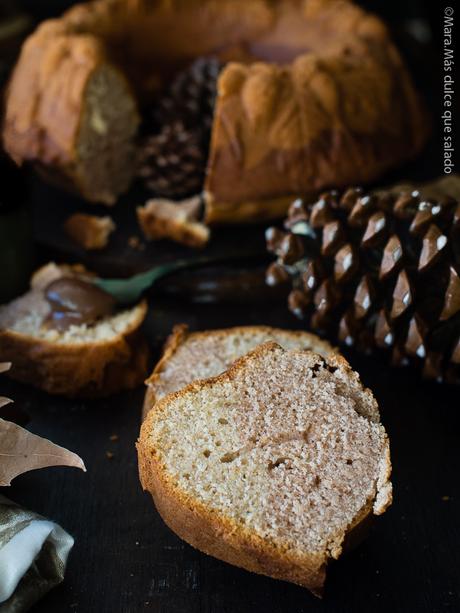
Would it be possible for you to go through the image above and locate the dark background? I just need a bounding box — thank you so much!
[1,1,460,612]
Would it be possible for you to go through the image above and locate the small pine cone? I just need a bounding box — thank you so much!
[154,57,222,134]
[266,186,460,384]
[138,121,206,199]
[138,56,223,198]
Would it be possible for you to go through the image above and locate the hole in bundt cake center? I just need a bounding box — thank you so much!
[248,43,311,64]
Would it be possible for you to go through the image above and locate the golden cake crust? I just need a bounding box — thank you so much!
[3,21,112,199]
[0,317,149,397]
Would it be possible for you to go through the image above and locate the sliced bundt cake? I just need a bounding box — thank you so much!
[4,0,427,221]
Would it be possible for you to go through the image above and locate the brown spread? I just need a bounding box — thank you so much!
[44,277,115,330]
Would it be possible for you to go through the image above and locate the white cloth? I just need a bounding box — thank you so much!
[0,496,73,611]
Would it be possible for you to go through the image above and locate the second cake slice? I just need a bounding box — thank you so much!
[143,324,335,418]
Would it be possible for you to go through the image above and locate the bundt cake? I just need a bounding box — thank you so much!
[3,0,428,223]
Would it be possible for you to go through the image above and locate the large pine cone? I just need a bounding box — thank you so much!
[266,187,460,383]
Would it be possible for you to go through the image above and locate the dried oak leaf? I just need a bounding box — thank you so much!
[0,362,86,486]
[0,419,86,486]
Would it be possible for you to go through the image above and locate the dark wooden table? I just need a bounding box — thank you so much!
[4,292,460,613]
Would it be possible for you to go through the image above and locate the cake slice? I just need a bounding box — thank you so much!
[137,196,210,248]
[0,263,148,397]
[138,343,392,595]
[142,324,335,418]
[64,213,116,250]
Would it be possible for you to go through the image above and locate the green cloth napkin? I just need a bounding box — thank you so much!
[0,496,74,612]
